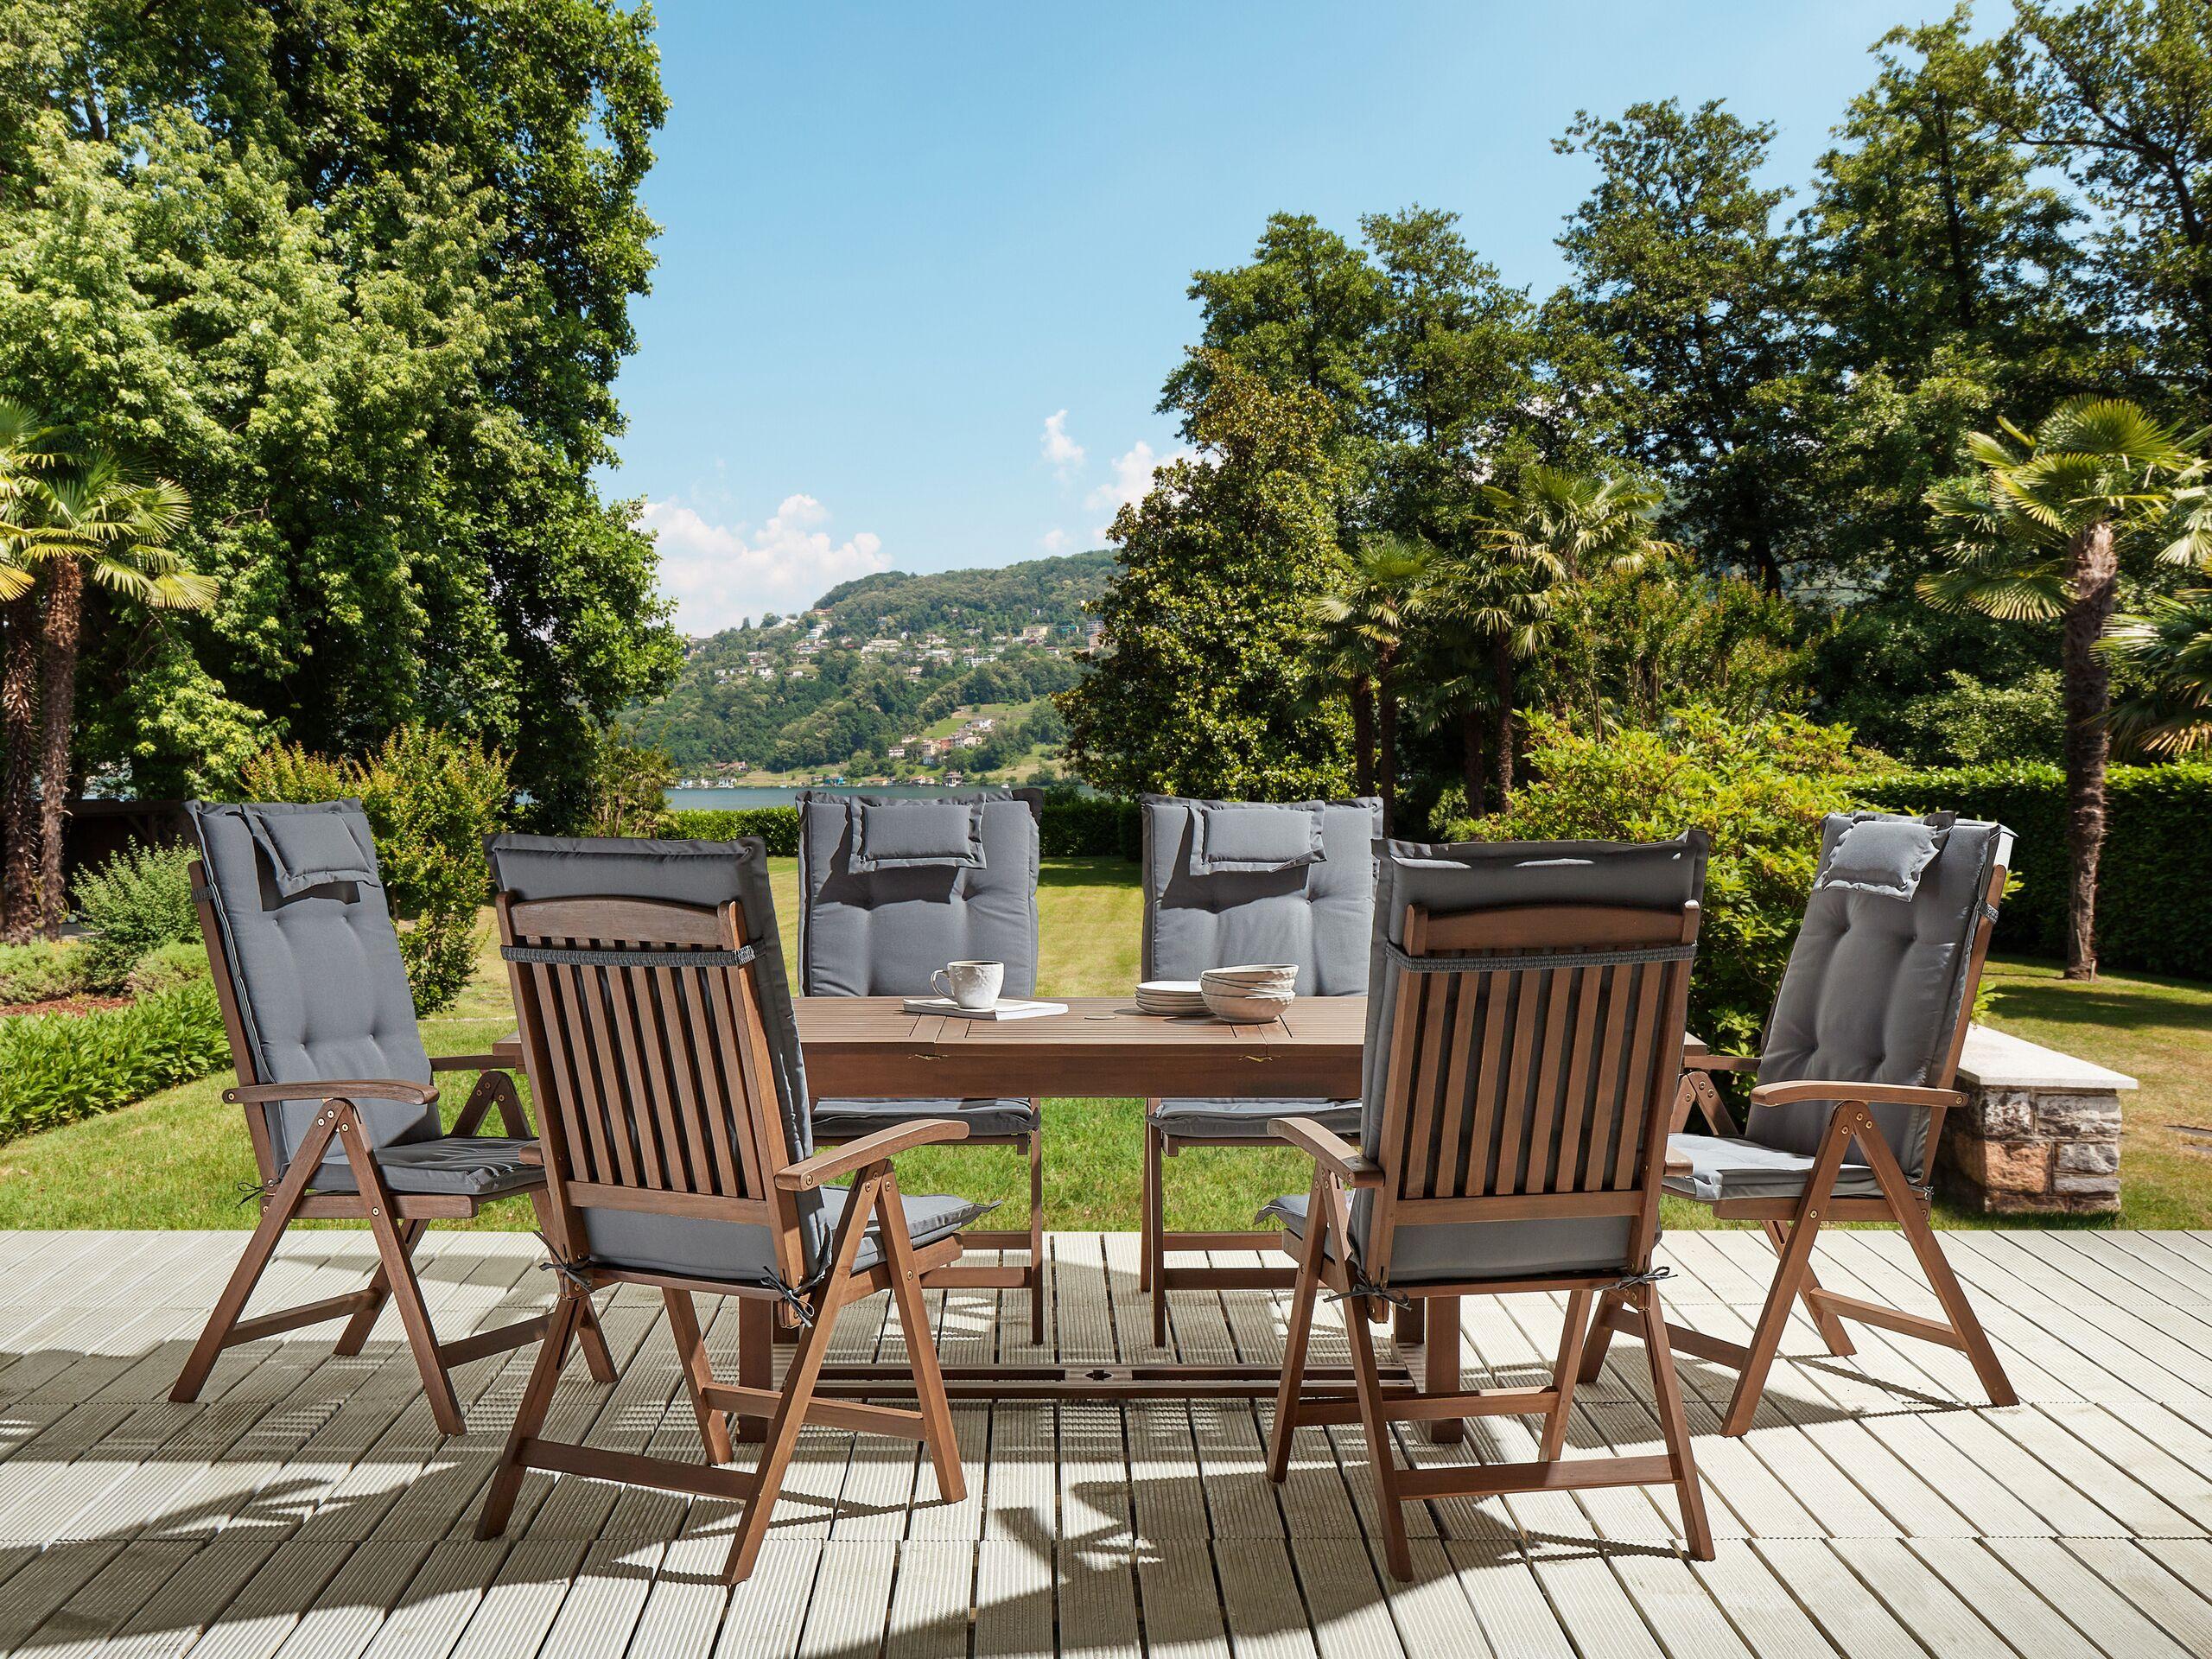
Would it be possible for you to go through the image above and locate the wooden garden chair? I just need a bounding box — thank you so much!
[170,800,613,1435]
[1265,834,1714,1580]
[1584,810,2018,1435]
[476,833,986,1585]
[1135,794,1381,1346]
[797,789,1047,1342]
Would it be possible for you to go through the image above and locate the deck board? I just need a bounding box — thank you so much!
[3,1229,2211,1656]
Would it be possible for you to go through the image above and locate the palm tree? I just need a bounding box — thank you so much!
[0,402,60,944]
[20,453,201,934]
[1458,467,1675,812]
[2104,588,2212,755]
[1307,535,1433,832]
[1923,397,2212,980]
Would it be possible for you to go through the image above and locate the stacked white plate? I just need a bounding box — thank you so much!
[1200,963,1298,1022]
[1135,979,1209,1016]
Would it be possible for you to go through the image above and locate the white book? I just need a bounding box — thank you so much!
[901,995,1068,1020]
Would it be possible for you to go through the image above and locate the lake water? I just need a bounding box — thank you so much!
[665,784,993,810]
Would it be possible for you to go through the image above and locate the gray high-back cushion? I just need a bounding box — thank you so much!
[798,791,1039,997]
[188,800,436,1178]
[1141,797,1382,995]
[483,834,828,1275]
[1752,812,2007,1180]
[1354,834,1708,1280]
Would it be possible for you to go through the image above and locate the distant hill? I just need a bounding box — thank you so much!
[626,549,1112,779]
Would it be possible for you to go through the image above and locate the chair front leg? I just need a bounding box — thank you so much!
[1720,1112,1857,1437]
[876,1171,965,1503]
[1763,1219,1855,1357]
[1542,1288,1592,1461]
[337,1109,467,1434]
[526,1185,616,1384]
[171,1100,350,1404]
[476,1289,584,1538]
[1266,1172,1332,1484]
[665,1289,733,1465]
[1635,1277,1713,1560]
[1027,1122,1046,1347]
[334,1217,425,1356]
[1145,1105,1168,1345]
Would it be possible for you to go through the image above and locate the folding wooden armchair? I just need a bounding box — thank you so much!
[1586,810,2018,1436]
[1135,794,1380,1346]
[1265,834,1713,1580]
[477,834,986,1585]
[171,800,613,1435]
[797,789,1046,1342]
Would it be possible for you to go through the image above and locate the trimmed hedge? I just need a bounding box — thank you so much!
[1864,761,2212,978]
[0,978,231,1143]
[667,799,1143,861]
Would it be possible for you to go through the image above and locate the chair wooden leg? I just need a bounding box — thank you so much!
[1764,1219,1855,1357]
[665,1289,732,1465]
[334,1218,423,1356]
[1542,1289,1592,1461]
[1849,1106,2019,1409]
[1267,1175,1330,1484]
[572,1295,618,1384]
[476,1291,582,1539]
[1576,1287,1625,1385]
[1027,1127,1046,1348]
[1721,1115,1854,1437]
[530,1185,616,1384]
[1421,1296,1462,1445]
[1394,1300,1427,1345]
[734,1297,772,1446]
[723,1173,881,1585]
[1344,1287,1413,1581]
[878,1176,965,1503]
[171,1102,346,1404]
[1637,1280,1713,1560]
[1146,1117,1168,1345]
[337,1113,466,1435]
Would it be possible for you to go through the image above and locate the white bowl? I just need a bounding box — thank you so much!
[1202,984,1295,1023]
[1202,963,1297,990]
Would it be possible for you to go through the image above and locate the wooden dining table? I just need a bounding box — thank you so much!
[490,999,1704,1419]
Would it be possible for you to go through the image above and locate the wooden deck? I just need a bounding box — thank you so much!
[4,1229,2212,1657]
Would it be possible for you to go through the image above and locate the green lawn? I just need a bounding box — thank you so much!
[3,857,2207,1234]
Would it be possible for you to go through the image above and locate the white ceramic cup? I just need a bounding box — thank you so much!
[931,960,1005,1011]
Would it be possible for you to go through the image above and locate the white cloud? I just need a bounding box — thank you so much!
[1038,527,1070,553]
[1039,410,1085,477]
[1085,440,1192,536]
[639,493,891,633]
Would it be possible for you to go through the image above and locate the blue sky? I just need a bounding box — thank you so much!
[619,0,1974,633]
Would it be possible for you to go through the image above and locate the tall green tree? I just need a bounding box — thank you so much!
[1556,99,1808,592]
[1923,397,2212,978]
[1062,353,1352,799]
[0,402,58,942]
[1307,535,1433,830]
[0,2,680,820]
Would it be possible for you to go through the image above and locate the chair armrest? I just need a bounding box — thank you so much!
[1685,1052,1761,1074]
[1748,1080,1964,1112]
[1268,1116,1384,1188]
[224,1079,438,1107]
[430,1052,512,1073]
[776,1120,972,1190]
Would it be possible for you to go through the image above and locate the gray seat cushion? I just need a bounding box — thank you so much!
[812,1096,1039,1139]
[188,801,439,1183]
[1347,836,1708,1282]
[798,791,1040,998]
[1261,1190,1634,1284]
[1662,1133,1886,1205]
[310,1136,543,1198]
[1140,796,1381,997]
[1751,814,2007,1183]
[579,1186,993,1287]
[1154,1097,1363,1138]
[484,834,830,1275]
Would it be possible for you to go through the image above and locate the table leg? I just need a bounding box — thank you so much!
[1423,1297,1463,1444]
[1393,1300,1425,1344]
[736,1297,772,1444]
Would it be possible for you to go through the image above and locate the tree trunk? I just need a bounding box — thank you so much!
[1459,700,1486,820]
[1349,678,1376,798]
[0,594,38,945]
[1489,635,1516,811]
[2060,520,2120,982]
[1375,659,1398,837]
[36,560,81,938]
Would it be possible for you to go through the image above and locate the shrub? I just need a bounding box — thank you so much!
[125,940,210,998]
[0,978,230,1142]
[73,839,200,990]
[1454,706,1869,1054]
[583,731,675,837]
[243,726,511,1014]
[666,807,801,855]
[1863,760,2212,978]
[0,940,95,1006]
[662,796,1146,861]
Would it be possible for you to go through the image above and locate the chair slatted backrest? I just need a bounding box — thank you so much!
[1364,899,1700,1285]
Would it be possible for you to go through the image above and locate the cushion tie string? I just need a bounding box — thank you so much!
[531,1232,598,1295]
[1325,1277,1414,1312]
[1382,940,1696,975]
[1605,1264,1674,1293]
[235,1178,280,1208]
